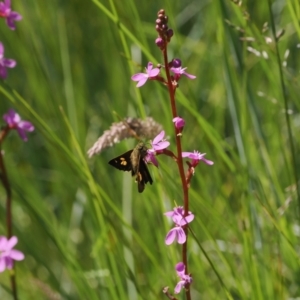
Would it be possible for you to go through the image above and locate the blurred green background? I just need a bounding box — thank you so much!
[0,0,300,299]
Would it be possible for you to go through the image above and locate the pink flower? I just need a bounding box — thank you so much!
[165,206,194,226]
[173,116,185,130]
[146,131,170,167]
[0,236,24,272]
[174,262,192,294]
[151,130,170,151]
[170,66,196,80]
[0,42,16,79]
[165,226,186,245]
[131,62,160,87]
[182,150,214,167]
[3,109,34,141]
[0,0,22,30]
[145,150,158,167]
[164,207,194,245]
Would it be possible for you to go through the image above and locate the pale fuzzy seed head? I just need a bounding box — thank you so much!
[87,117,163,157]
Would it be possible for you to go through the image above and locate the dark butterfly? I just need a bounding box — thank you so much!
[108,142,153,193]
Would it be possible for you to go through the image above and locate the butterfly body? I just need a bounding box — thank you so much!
[108,143,153,193]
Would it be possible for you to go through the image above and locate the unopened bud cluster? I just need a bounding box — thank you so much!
[155,9,173,50]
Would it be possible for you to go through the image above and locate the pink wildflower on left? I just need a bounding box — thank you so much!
[0,236,24,272]
[0,42,16,79]
[3,109,34,141]
[131,62,160,87]
[0,0,22,30]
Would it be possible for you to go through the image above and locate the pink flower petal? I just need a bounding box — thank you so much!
[176,228,186,244]
[164,211,174,217]
[10,11,22,21]
[6,236,18,249]
[5,257,13,269]
[165,228,177,245]
[175,262,185,274]
[2,58,16,68]
[179,214,194,226]
[173,117,185,129]
[9,250,24,261]
[183,72,196,79]
[153,130,165,144]
[148,67,160,77]
[18,121,35,132]
[145,151,158,167]
[155,141,170,150]
[131,73,146,81]
[0,236,8,250]
[174,280,185,294]
[202,158,214,165]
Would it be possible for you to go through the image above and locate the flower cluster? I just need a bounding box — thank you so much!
[0,236,24,272]
[131,58,195,88]
[0,0,21,79]
[164,206,194,245]
[155,9,173,50]
[174,262,193,294]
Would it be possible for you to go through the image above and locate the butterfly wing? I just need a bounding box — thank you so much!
[136,159,153,193]
[108,149,133,172]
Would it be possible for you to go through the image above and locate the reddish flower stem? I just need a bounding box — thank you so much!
[0,126,12,237]
[162,48,191,300]
[0,127,19,300]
